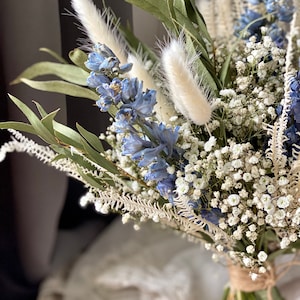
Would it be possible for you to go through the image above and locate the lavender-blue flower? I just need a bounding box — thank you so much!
[268,23,286,48]
[121,133,152,157]
[265,0,294,23]
[121,78,141,103]
[144,159,170,182]
[146,122,180,157]
[235,9,266,39]
[96,79,122,111]
[156,175,176,203]
[87,72,110,88]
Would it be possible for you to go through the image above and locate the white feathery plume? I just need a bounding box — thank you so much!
[161,38,212,126]
[71,0,127,64]
[127,53,177,123]
[266,8,298,189]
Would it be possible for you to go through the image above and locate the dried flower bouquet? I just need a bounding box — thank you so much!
[1,0,300,299]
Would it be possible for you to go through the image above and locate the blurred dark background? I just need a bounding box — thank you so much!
[0,1,133,299]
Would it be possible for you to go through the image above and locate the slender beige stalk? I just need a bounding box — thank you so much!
[161,39,212,125]
[71,0,127,64]
[196,0,234,39]
[127,54,177,123]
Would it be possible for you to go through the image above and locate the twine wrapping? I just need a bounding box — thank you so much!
[227,256,300,300]
[228,263,275,299]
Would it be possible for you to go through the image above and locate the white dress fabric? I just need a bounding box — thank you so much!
[38,219,300,300]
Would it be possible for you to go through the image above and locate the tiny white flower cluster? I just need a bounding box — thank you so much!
[215,36,286,140]
[174,113,300,267]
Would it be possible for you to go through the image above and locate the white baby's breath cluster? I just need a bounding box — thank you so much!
[214,35,286,140]
[164,25,300,268]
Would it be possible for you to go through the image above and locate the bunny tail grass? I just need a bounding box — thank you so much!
[71,0,127,64]
[161,39,212,126]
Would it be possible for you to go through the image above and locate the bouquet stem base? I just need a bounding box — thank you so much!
[224,262,286,300]
[223,286,284,300]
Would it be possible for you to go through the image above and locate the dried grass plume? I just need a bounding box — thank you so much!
[161,38,212,126]
[71,0,127,64]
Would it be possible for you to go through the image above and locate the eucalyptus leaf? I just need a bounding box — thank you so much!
[41,109,60,135]
[198,231,214,243]
[255,287,285,300]
[32,101,48,118]
[290,239,300,249]
[126,0,219,92]
[69,48,90,71]
[50,145,94,170]
[76,123,104,153]
[76,167,107,190]
[166,0,178,33]
[20,78,99,100]
[11,62,89,86]
[52,145,115,187]
[7,95,57,144]
[53,121,84,150]
[126,0,210,58]
[0,121,36,135]
[80,137,119,175]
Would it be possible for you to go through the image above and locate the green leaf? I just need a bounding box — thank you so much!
[77,167,107,190]
[39,47,68,64]
[51,145,115,187]
[270,286,285,300]
[185,0,212,43]
[173,0,186,14]
[11,62,89,86]
[125,0,175,31]
[119,23,158,63]
[126,0,210,57]
[50,145,94,170]
[19,78,99,100]
[290,239,300,249]
[41,109,60,135]
[222,287,230,300]
[198,231,214,243]
[126,0,220,92]
[69,48,90,71]
[32,101,48,118]
[76,123,104,153]
[53,121,84,150]
[254,287,285,300]
[219,52,233,88]
[171,2,210,59]
[166,0,178,33]
[7,95,57,144]
[80,137,119,174]
[193,56,219,93]
[0,121,36,135]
